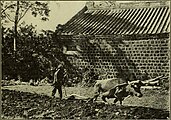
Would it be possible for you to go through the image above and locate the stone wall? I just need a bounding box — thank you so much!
[66,35,170,80]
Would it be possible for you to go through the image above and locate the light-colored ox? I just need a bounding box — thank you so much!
[91,78,144,105]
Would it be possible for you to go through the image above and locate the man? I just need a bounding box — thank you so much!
[52,62,67,99]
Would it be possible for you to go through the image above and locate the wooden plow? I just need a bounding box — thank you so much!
[138,75,168,89]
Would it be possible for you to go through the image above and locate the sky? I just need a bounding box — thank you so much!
[23,1,86,32]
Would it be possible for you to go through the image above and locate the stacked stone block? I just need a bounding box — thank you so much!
[67,35,170,80]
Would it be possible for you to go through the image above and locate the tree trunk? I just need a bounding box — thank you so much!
[14,1,19,52]
[13,1,19,80]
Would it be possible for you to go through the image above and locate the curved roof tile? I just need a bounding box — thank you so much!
[62,6,170,35]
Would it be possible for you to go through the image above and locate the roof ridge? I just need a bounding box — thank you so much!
[85,1,170,11]
[86,5,169,11]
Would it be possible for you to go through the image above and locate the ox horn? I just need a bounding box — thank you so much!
[128,80,140,84]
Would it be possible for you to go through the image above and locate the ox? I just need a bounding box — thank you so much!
[92,78,126,101]
[92,78,144,105]
[101,80,144,105]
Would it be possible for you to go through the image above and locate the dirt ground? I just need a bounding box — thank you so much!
[2,85,170,119]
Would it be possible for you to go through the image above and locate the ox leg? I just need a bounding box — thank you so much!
[113,98,118,104]
[119,100,123,105]
[93,94,99,101]
[102,96,107,102]
[93,86,101,101]
[101,91,110,102]
[88,92,99,102]
[118,97,124,105]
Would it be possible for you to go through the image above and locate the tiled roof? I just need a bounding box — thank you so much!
[62,6,170,35]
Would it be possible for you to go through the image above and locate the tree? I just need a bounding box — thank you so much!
[2,1,81,83]
[1,1,50,52]
[2,23,51,81]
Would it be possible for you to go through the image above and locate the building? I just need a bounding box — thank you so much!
[55,1,170,80]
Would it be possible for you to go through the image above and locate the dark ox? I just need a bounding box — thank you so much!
[92,78,144,105]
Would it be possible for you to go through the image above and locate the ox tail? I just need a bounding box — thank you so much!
[93,83,102,101]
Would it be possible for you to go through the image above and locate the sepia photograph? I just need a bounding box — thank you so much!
[1,1,170,119]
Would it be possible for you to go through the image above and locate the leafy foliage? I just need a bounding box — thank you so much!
[1,0,50,54]
[1,1,59,82]
[2,22,81,83]
[1,1,50,25]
